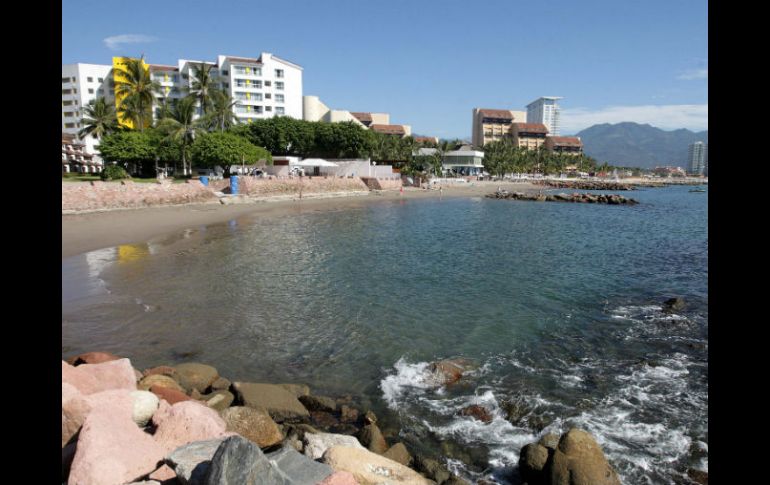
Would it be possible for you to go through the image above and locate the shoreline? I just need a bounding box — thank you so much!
[62,181,539,259]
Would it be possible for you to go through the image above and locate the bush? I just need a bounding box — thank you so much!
[100,164,131,181]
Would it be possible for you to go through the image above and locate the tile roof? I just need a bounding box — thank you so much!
[371,124,406,135]
[350,112,373,123]
[478,109,514,120]
[226,56,263,65]
[413,136,438,143]
[548,136,582,147]
[513,123,549,134]
[149,64,179,72]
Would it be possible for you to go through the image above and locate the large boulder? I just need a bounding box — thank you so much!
[62,382,90,447]
[153,401,229,454]
[139,374,186,393]
[323,446,434,485]
[413,455,451,484]
[317,471,359,485]
[304,432,365,460]
[67,351,122,366]
[202,389,234,412]
[174,363,219,393]
[519,443,550,485]
[166,437,230,485]
[142,365,178,379]
[278,383,310,398]
[232,382,310,422]
[458,405,493,423]
[62,358,137,395]
[266,445,334,484]
[426,359,473,386]
[549,428,621,485]
[68,404,166,485]
[299,394,337,413]
[151,384,193,405]
[662,297,686,313]
[201,435,284,485]
[357,423,388,454]
[383,442,412,466]
[220,406,283,448]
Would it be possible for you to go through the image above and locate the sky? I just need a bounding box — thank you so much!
[62,0,708,139]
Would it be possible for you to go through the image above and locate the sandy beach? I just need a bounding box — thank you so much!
[62,181,539,258]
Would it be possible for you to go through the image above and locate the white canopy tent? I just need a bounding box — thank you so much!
[290,158,339,167]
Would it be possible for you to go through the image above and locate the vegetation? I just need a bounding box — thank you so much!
[481,139,600,177]
[156,97,202,176]
[78,97,117,140]
[187,62,217,115]
[191,132,272,176]
[113,57,160,131]
[100,164,131,181]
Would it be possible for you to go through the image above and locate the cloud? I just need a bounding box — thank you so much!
[676,68,708,80]
[561,104,708,133]
[104,34,158,51]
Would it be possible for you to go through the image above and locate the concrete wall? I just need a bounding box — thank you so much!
[359,177,402,190]
[62,180,217,212]
[231,176,368,196]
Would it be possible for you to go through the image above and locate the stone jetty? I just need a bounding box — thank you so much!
[534,180,637,190]
[487,190,639,205]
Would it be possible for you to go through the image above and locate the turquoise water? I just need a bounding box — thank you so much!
[62,185,707,484]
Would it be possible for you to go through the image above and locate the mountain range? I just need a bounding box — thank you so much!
[574,122,708,169]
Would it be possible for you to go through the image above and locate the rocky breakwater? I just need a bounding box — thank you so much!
[61,351,472,485]
[535,180,636,191]
[487,190,639,205]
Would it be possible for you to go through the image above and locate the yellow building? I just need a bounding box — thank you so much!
[112,56,150,129]
[511,122,549,150]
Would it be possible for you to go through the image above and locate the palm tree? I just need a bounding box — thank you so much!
[154,95,174,123]
[187,62,216,116]
[78,97,117,140]
[156,96,201,176]
[202,89,240,132]
[113,57,160,131]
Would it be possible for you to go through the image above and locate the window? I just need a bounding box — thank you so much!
[98,77,104,83]
[276,107,285,115]
[266,106,272,112]
[265,81,271,87]
[62,89,72,95]
[62,77,70,83]
[222,70,228,75]
[98,89,104,95]
[62,100,73,106]
[88,88,94,94]
[265,93,271,99]
[275,69,284,78]
[276,81,284,90]
[87,77,93,82]
[275,94,284,103]
[63,112,74,117]
[64,122,76,128]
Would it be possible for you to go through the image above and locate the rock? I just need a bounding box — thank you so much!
[278,383,310,397]
[363,410,377,424]
[340,405,359,423]
[383,442,412,466]
[311,410,341,429]
[687,468,708,484]
[151,384,193,405]
[304,432,365,460]
[232,382,310,422]
[501,398,530,425]
[166,437,229,485]
[444,475,471,485]
[62,382,90,447]
[201,435,283,484]
[174,363,219,393]
[210,377,231,391]
[149,464,176,482]
[357,423,388,454]
[663,297,686,313]
[221,406,283,448]
[68,403,166,485]
[153,400,229,454]
[142,365,178,379]
[139,374,187,393]
[266,445,334,484]
[458,405,493,423]
[317,471,359,485]
[538,433,560,451]
[323,445,434,485]
[426,359,473,386]
[67,351,122,366]
[62,442,77,482]
[131,390,160,427]
[62,358,137,395]
[125,481,160,485]
[299,394,337,412]
[550,428,621,485]
[413,455,451,484]
[519,443,549,485]
[203,390,234,411]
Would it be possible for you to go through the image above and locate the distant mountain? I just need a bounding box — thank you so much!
[574,122,708,169]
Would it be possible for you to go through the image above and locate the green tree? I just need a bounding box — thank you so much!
[191,131,272,176]
[113,57,160,132]
[78,97,117,141]
[203,89,240,132]
[483,139,515,178]
[156,96,203,176]
[97,130,157,176]
[187,62,216,115]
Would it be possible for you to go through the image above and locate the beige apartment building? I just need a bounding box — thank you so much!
[471,108,527,147]
[511,122,549,150]
[544,136,583,155]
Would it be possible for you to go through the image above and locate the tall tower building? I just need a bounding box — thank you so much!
[526,96,563,136]
[687,141,707,175]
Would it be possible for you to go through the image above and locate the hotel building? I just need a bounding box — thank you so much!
[471,108,527,148]
[511,123,549,150]
[526,97,563,136]
[544,136,583,155]
[687,141,707,175]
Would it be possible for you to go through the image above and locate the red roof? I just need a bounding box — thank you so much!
[226,56,263,65]
[478,109,514,120]
[149,64,179,72]
[513,123,549,134]
[548,136,582,147]
[413,136,438,143]
[351,112,373,123]
[371,124,406,135]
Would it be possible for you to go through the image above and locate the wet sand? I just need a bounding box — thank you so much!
[62,181,539,258]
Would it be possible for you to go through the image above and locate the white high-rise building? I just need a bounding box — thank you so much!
[526,96,563,136]
[687,141,707,175]
[62,53,303,162]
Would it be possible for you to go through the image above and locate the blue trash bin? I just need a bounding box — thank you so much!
[199,176,209,186]
[230,175,239,195]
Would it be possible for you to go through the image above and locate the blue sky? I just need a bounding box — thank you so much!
[63,0,708,139]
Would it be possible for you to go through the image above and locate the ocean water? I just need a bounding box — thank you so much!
[62,185,707,484]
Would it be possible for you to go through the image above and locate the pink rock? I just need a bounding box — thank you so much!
[150,385,192,405]
[317,471,360,485]
[149,464,176,481]
[151,399,173,427]
[67,351,122,366]
[62,359,137,395]
[83,389,135,421]
[62,383,91,448]
[68,404,165,485]
[152,400,228,454]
